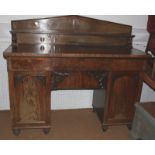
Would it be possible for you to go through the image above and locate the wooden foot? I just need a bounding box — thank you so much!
[12,129,21,136]
[43,128,51,134]
[102,125,108,132]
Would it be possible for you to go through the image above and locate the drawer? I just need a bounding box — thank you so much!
[112,59,145,71]
[16,33,52,44]
[8,57,145,72]
[8,58,111,71]
[14,33,131,47]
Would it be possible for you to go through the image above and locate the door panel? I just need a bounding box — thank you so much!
[12,72,51,127]
[106,72,141,124]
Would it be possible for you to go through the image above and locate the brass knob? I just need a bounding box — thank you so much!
[40,37,45,42]
[34,22,39,27]
[40,45,45,51]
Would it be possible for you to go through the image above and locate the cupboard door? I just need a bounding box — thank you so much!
[10,72,51,128]
[105,72,142,124]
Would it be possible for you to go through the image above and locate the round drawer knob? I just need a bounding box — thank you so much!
[40,45,45,51]
[34,22,39,27]
[40,37,45,42]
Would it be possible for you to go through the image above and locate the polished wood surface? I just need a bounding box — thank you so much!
[3,15,151,135]
[10,15,133,49]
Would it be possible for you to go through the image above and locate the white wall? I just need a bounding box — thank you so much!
[0,15,154,110]
[0,15,148,29]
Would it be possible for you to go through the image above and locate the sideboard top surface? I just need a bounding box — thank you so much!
[4,45,150,59]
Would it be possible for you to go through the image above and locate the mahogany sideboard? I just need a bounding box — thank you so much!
[3,15,151,135]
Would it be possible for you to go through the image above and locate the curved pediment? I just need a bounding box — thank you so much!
[11,15,132,35]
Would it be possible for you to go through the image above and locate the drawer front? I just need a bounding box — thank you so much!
[112,59,145,71]
[16,33,51,44]
[9,58,111,71]
[14,33,131,48]
[8,57,145,72]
